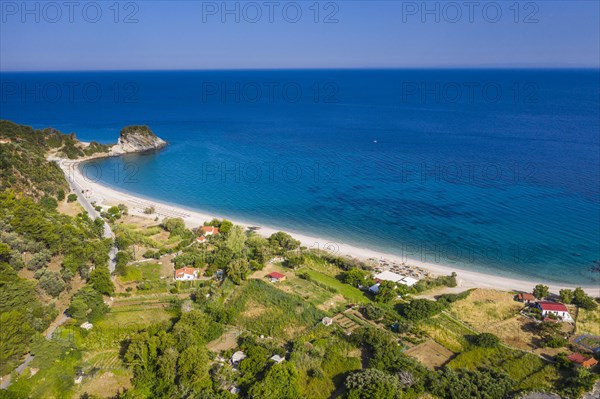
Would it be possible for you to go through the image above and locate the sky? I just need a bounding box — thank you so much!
[1,1,599,71]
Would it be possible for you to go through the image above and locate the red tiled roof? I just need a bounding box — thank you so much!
[197,236,206,242]
[567,353,598,366]
[201,226,219,234]
[267,272,285,279]
[518,293,536,301]
[538,301,569,312]
[175,267,199,277]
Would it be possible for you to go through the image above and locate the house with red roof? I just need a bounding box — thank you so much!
[516,293,536,304]
[174,267,200,281]
[567,353,598,368]
[201,225,220,236]
[536,301,573,322]
[196,236,207,244]
[266,272,286,282]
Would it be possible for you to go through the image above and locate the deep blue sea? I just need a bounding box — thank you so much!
[1,69,599,285]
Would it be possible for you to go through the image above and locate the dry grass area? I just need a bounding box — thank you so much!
[57,199,83,216]
[405,339,455,369]
[480,316,539,350]
[73,369,132,399]
[447,289,522,328]
[241,300,269,318]
[576,307,600,336]
[207,326,241,352]
[317,294,346,312]
[158,254,176,278]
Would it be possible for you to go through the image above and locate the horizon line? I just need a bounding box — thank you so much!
[2,65,599,73]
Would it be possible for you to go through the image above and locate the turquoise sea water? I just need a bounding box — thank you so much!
[1,69,599,284]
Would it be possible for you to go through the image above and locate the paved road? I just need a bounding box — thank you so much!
[58,159,117,273]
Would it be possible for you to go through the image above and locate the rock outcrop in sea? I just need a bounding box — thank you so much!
[109,125,167,155]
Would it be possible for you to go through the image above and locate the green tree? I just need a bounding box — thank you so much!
[67,193,78,202]
[559,289,574,304]
[219,219,233,235]
[248,362,302,399]
[430,367,513,399]
[573,287,598,310]
[89,266,114,296]
[361,304,384,321]
[471,333,500,348]
[115,251,131,276]
[345,368,402,399]
[269,231,300,253]
[342,268,370,287]
[225,225,246,255]
[533,284,549,299]
[27,249,51,271]
[397,299,444,321]
[375,281,397,303]
[285,254,304,269]
[225,258,250,284]
[0,243,10,262]
[177,345,211,389]
[38,270,66,297]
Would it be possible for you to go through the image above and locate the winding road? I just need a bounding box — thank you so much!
[54,158,117,272]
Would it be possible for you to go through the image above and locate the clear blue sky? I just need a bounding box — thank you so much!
[1,1,598,71]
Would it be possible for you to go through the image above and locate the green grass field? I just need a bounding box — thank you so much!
[448,346,560,392]
[227,279,325,339]
[421,313,473,352]
[120,262,162,282]
[297,267,371,304]
[292,325,362,399]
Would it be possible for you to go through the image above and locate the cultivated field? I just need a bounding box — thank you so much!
[405,339,455,369]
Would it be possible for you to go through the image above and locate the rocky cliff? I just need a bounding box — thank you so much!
[109,125,167,155]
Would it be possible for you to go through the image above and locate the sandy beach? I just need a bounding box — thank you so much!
[57,157,599,297]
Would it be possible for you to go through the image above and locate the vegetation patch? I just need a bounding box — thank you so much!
[227,279,325,339]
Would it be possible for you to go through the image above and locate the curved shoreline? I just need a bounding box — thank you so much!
[52,154,600,297]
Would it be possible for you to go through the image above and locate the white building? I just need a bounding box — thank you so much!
[373,271,419,286]
[231,351,247,366]
[536,302,573,322]
[270,355,285,364]
[174,267,200,281]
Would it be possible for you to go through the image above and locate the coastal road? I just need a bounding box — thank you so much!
[55,158,117,273]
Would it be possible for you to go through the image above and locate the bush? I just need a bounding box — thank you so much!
[345,368,402,399]
[397,299,445,321]
[361,304,385,321]
[470,333,501,348]
[38,271,66,297]
[27,249,51,271]
[542,335,568,348]
[67,193,78,203]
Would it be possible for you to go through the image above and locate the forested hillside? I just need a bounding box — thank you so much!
[0,120,108,199]
[0,120,113,384]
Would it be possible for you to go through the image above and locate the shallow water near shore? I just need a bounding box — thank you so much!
[2,69,599,285]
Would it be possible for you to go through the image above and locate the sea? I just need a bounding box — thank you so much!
[1,69,598,285]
